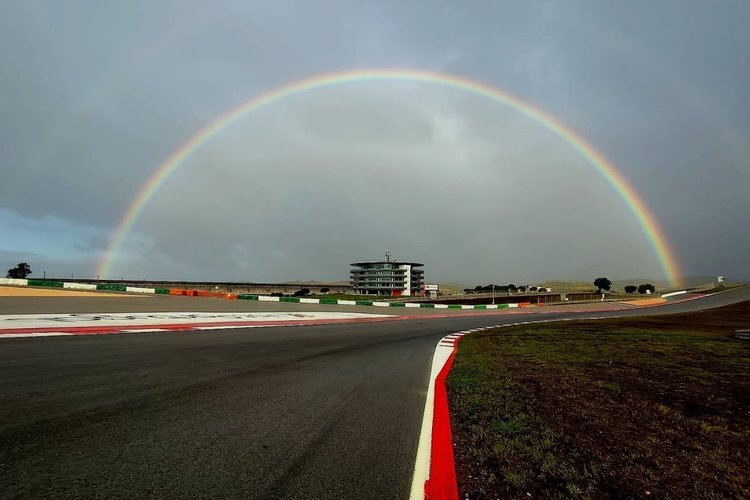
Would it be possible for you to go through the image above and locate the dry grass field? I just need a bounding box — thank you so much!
[448,300,750,498]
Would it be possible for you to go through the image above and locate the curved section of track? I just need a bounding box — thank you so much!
[0,286,747,498]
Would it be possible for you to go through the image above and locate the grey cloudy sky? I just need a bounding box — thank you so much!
[1,0,748,285]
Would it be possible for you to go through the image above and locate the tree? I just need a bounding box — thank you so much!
[624,285,637,294]
[594,277,612,293]
[637,283,655,294]
[6,262,32,279]
[528,286,538,292]
[293,288,311,297]
[517,285,527,293]
[320,287,330,294]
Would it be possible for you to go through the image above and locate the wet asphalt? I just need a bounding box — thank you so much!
[0,286,747,499]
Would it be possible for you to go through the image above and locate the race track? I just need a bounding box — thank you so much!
[1,286,747,498]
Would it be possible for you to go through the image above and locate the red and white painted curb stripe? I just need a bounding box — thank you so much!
[0,312,552,339]
[410,327,491,500]
[0,317,397,338]
[411,317,621,499]
[0,312,398,338]
[0,305,636,340]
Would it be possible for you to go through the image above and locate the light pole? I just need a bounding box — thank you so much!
[492,284,495,305]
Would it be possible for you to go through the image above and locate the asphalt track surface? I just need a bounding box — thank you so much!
[1,287,748,499]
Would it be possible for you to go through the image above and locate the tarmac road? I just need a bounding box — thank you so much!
[0,286,747,499]
[0,292,609,316]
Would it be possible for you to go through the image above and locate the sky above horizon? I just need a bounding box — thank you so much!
[2,1,748,285]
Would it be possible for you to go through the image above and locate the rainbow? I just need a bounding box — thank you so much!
[97,68,682,286]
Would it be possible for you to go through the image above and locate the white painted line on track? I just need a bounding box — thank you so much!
[193,325,263,330]
[120,328,170,333]
[0,332,74,338]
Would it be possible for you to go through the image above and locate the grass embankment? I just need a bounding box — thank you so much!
[447,300,750,498]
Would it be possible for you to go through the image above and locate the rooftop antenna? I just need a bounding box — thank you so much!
[385,249,391,262]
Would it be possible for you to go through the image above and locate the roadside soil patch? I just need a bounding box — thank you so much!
[0,286,127,298]
[622,297,667,307]
[448,300,750,498]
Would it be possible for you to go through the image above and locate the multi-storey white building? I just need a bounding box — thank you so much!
[350,259,425,296]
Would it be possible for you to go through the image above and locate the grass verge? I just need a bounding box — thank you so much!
[447,300,750,498]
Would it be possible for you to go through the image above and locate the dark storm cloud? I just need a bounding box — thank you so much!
[1,0,748,283]
[115,89,658,283]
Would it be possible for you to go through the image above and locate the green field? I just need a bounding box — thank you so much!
[447,300,750,498]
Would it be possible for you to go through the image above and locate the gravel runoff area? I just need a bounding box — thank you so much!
[448,299,750,498]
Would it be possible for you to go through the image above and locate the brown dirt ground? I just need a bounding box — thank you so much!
[0,286,129,298]
[622,297,667,306]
